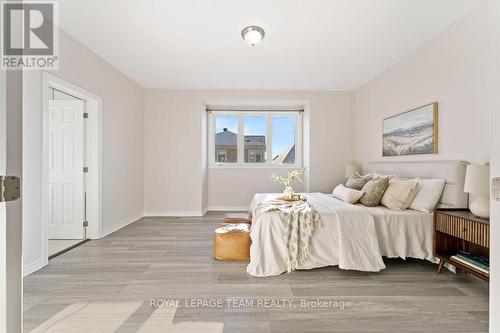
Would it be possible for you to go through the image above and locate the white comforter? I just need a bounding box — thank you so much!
[361,205,437,264]
[247,193,387,277]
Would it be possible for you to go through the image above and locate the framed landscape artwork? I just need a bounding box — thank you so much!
[382,102,438,157]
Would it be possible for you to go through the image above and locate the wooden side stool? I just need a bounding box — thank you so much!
[214,224,251,261]
[222,212,252,224]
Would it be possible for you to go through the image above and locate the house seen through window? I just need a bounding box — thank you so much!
[212,111,300,166]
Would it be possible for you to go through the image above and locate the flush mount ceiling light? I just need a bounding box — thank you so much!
[241,26,265,46]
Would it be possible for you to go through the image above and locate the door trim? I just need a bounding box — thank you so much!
[0,67,7,333]
[3,70,23,333]
[41,72,102,267]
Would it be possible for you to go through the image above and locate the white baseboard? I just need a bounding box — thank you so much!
[143,211,204,217]
[23,258,45,277]
[101,213,143,238]
[206,206,249,212]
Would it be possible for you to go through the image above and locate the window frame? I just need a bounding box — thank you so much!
[208,110,302,169]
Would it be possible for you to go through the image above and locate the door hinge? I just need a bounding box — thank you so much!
[83,167,89,173]
[83,112,89,119]
[0,176,21,202]
[83,221,89,227]
[493,177,500,202]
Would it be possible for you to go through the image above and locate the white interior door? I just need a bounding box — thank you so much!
[48,100,85,239]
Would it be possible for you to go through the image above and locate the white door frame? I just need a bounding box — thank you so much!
[2,70,23,333]
[42,72,102,264]
[0,68,6,333]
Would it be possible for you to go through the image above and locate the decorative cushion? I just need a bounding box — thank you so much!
[410,178,446,213]
[381,178,419,211]
[332,184,364,204]
[345,173,372,190]
[359,177,389,207]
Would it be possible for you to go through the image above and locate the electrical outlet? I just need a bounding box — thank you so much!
[493,177,500,202]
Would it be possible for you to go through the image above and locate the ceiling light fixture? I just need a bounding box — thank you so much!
[241,26,265,46]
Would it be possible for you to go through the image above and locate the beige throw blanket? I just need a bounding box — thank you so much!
[255,199,319,272]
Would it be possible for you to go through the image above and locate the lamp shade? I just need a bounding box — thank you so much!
[345,164,361,178]
[464,164,490,195]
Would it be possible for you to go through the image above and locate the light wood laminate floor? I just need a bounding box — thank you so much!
[24,212,489,332]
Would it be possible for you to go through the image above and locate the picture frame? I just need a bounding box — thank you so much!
[382,102,438,157]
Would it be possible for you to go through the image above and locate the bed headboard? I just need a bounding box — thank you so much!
[365,160,469,209]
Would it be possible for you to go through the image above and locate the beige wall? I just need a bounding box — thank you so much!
[355,4,490,168]
[207,167,306,210]
[53,30,145,231]
[144,90,355,214]
[22,29,144,274]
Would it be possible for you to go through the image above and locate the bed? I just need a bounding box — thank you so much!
[246,160,469,277]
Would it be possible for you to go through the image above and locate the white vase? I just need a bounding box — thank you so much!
[283,186,294,198]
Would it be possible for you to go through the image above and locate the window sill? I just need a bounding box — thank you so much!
[209,164,302,169]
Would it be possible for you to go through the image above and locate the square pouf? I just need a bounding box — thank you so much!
[214,224,251,261]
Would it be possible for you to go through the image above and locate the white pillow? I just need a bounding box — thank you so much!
[381,178,419,211]
[332,184,364,204]
[410,178,446,213]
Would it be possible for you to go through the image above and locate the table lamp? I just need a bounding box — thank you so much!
[464,164,490,219]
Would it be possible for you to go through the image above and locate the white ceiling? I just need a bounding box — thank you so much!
[58,0,482,90]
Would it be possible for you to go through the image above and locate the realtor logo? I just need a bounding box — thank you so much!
[1,1,59,69]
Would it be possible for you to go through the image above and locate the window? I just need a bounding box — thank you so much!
[272,116,296,165]
[244,115,267,163]
[214,115,238,163]
[216,150,228,162]
[248,149,263,163]
[210,110,302,167]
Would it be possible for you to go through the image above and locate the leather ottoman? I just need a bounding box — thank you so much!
[214,224,251,261]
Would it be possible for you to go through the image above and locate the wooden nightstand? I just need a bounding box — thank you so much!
[433,209,489,282]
